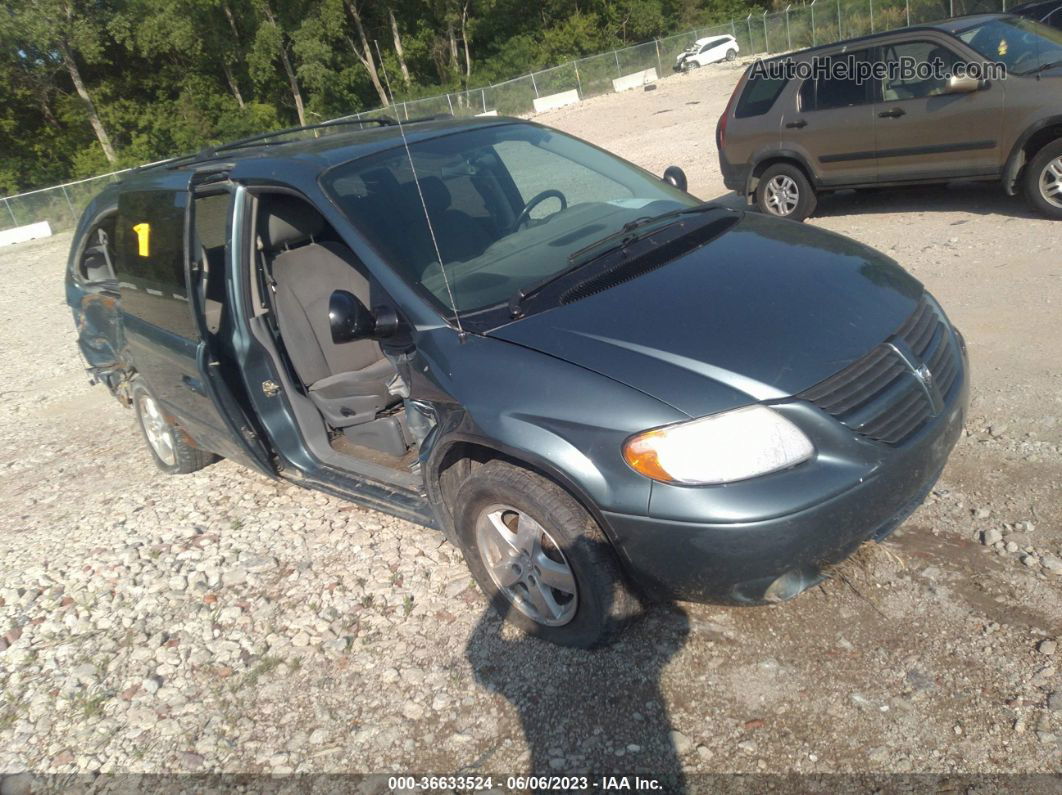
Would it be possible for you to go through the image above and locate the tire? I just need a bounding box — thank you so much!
[453,460,639,648]
[1023,139,1062,220]
[131,377,215,474]
[726,49,737,61]
[754,162,817,221]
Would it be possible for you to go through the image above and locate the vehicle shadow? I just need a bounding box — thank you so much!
[464,591,690,790]
[707,181,1040,220]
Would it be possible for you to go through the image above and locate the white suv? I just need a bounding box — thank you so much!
[674,35,739,71]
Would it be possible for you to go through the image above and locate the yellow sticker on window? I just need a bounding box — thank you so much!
[132,222,151,257]
[999,39,1008,57]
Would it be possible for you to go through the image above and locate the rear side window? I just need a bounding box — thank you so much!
[115,189,197,338]
[801,50,873,111]
[735,73,788,118]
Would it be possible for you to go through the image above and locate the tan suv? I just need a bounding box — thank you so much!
[717,14,1062,220]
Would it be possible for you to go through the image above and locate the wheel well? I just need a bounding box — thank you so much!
[1007,124,1062,193]
[749,157,813,195]
[1024,125,1062,163]
[432,441,610,547]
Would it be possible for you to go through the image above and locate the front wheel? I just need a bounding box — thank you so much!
[453,460,639,648]
[1024,139,1062,219]
[754,163,817,221]
[132,377,215,474]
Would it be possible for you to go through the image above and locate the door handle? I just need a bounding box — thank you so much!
[878,108,906,118]
[786,120,807,128]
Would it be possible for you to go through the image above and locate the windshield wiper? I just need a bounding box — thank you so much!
[566,202,721,267]
[506,202,722,319]
[1034,59,1062,74]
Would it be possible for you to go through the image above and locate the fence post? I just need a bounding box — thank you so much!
[60,185,78,227]
[838,0,843,39]
[573,60,583,96]
[785,5,792,50]
[763,11,770,55]
[654,39,662,75]
[949,0,954,16]
[3,197,15,227]
[614,50,622,78]
[529,71,540,98]
[811,0,817,45]
[482,88,487,113]
[446,93,454,115]
[906,0,911,26]
[746,14,753,53]
[870,0,875,33]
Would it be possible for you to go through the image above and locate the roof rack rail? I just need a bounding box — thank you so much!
[125,113,458,177]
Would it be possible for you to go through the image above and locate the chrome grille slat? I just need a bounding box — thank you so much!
[798,295,961,445]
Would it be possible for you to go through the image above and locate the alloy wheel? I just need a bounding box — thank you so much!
[765,175,800,216]
[474,504,578,626]
[138,393,177,466]
[1040,156,1062,209]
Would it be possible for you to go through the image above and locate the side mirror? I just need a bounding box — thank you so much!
[329,290,399,343]
[663,166,688,192]
[945,74,982,94]
[330,290,376,343]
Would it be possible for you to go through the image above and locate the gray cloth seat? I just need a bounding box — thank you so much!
[260,195,398,428]
[413,176,494,264]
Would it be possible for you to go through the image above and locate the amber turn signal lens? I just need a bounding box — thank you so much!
[622,430,674,482]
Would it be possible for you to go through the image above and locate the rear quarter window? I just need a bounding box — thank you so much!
[735,73,788,118]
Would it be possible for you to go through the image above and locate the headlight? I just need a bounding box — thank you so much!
[622,405,814,485]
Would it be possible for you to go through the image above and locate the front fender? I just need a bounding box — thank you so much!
[413,329,686,535]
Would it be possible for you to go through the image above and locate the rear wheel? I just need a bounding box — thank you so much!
[755,162,817,221]
[726,48,737,61]
[132,377,215,474]
[453,460,638,648]
[1024,139,1062,219]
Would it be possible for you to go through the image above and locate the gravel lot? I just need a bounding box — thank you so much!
[1,62,1061,784]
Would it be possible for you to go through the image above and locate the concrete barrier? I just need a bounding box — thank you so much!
[532,89,580,114]
[0,221,52,248]
[475,110,498,117]
[613,67,658,92]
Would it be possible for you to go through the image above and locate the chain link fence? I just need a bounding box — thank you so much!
[1,0,1012,235]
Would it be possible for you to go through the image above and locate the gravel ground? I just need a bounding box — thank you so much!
[1,62,1060,785]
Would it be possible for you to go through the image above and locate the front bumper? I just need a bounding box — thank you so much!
[602,361,968,605]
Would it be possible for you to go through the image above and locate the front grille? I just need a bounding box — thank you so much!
[800,296,961,445]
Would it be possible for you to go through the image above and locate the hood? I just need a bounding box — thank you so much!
[489,212,923,418]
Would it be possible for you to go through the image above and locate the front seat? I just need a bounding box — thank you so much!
[259,195,398,429]
[415,176,493,263]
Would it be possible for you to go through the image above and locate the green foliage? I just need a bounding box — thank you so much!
[0,0,764,193]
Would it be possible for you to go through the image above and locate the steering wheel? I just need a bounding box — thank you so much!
[510,189,567,232]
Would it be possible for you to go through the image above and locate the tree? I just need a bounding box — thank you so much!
[248,0,308,126]
[388,6,412,86]
[341,0,391,107]
[6,0,119,163]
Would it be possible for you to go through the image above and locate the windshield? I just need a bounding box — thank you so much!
[958,16,1062,74]
[322,123,696,319]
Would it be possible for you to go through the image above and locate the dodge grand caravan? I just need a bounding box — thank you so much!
[67,116,968,647]
[717,14,1062,221]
